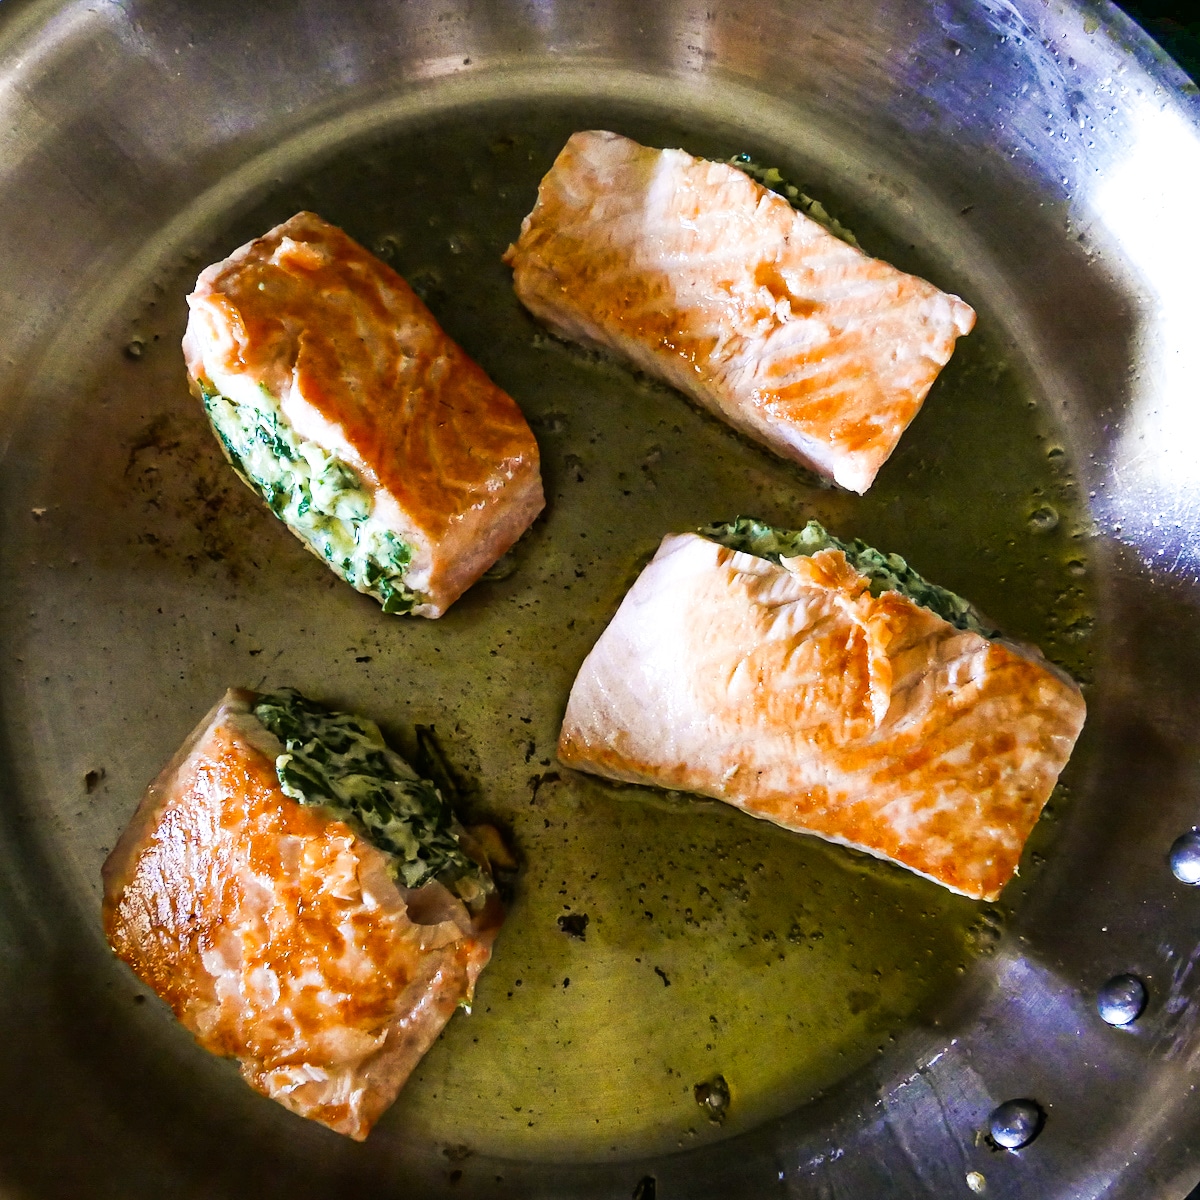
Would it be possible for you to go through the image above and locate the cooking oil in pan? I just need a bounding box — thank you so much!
[87,100,1096,1160]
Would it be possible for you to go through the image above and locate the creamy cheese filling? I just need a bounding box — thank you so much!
[253,689,490,904]
[701,517,999,639]
[201,381,419,614]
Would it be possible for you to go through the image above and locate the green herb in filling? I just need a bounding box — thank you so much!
[201,383,419,615]
[730,155,860,248]
[700,516,999,639]
[253,688,490,900]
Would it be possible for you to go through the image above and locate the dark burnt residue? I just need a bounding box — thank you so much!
[557,912,588,940]
[122,408,270,581]
[123,414,179,476]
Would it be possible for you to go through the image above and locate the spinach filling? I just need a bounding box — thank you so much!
[729,155,860,248]
[700,517,999,639]
[253,688,490,900]
[201,384,419,615]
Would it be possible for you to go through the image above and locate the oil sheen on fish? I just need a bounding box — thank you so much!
[184,212,544,617]
[102,689,505,1140]
[504,131,976,494]
[557,530,1086,901]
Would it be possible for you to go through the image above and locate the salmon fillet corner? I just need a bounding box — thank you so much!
[504,132,975,494]
[557,533,1085,901]
[102,689,504,1140]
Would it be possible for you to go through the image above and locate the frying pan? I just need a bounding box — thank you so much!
[2,0,1199,1196]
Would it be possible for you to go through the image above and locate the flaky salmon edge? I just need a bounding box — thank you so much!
[100,689,254,919]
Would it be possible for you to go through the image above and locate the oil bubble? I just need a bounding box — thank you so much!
[536,411,567,434]
[372,232,404,260]
[694,1075,730,1124]
[1028,505,1060,533]
[482,550,518,582]
[1064,614,1095,642]
[407,266,443,303]
[1066,558,1087,576]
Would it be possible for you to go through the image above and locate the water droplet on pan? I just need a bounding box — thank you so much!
[988,1098,1043,1149]
[1028,505,1059,533]
[1169,830,1200,884]
[1096,974,1147,1026]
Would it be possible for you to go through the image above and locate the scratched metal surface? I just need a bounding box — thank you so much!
[2,0,1200,1197]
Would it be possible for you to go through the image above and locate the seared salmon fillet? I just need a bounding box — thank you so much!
[557,526,1085,901]
[102,689,505,1140]
[504,132,975,493]
[184,211,544,617]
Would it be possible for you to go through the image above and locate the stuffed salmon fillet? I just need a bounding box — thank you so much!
[557,520,1085,901]
[504,132,975,494]
[102,688,506,1140]
[184,211,544,617]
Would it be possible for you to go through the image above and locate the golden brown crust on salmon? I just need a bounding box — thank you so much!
[184,212,544,616]
[102,690,502,1140]
[557,534,1085,901]
[504,132,975,494]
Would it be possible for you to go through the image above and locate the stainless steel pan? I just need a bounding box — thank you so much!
[2,0,1199,1196]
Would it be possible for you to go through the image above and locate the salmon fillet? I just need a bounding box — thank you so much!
[504,132,975,494]
[102,690,504,1140]
[185,211,544,617]
[557,533,1085,901]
